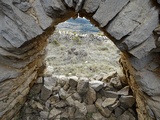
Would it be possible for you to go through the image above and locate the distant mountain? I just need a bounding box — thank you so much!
[57,17,99,34]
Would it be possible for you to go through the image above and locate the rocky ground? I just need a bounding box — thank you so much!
[19,73,137,120]
[17,31,137,119]
[45,30,121,78]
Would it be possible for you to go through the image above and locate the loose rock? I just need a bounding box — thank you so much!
[89,80,104,91]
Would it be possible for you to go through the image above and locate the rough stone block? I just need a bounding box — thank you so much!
[106,0,152,40]
[135,69,160,96]
[33,0,53,30]
[93,0,129,27]
[123,7,159,50]
[129,35,156,59]
[83,0,101,13]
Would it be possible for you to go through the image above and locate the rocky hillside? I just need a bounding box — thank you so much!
[45,30,122,78]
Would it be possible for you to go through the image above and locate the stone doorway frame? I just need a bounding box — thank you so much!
[0,0,160,119]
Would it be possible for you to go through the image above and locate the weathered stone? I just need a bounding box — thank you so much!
[95,98,112,117]
[106,0,152,40]
[117,86,129,96]
[114,107,124,117]
[147,96,160,119]
[64,0,74,8]
[129,54,154,70]
[59,88,69,99]
[119,95,135,107]
[54,101,67,108]
[72,92,82,102]
[40,85,52,101]
[0,1,43,47]
[77,77,89,94]
[67,87,77,94]
[52,85,61,94]
[123,7,159,50]
[102,98,117,108]
[35,102,44,110]
[129,35,156,59]
[75,100,87,115]
[57,75,68,87]
[40,0,66,18]
[86,105,97,113]
[0,63,22,82]
[29,83,42,95]
[83,0,101,13]
[44,66,54,76]
[14,2,31,12]
[74,109,86,119]
[35,77,43,84]
[44,76,57,90]
[29,100,43,110]
[66,96,75,106]
[110,77,122,89]
[86,87,96,104]
[68,76,78,88]
[60,112,69,119]
[102,71,117,82]
[33,0,53,30]
[25,107,33,114]
[92,112,106,120]
[68,107,76,119]
[48,94,60,105]
[0,1,159,120]
[55,115,61,119]
[40,111,49,119]
[63,81,70,91]
[117,111,136,120]
[135,69,160,96]
[93,0,129,27]
[89,80,104,91]
[100,90,119,98]
[49,108,62,119]
[75,0,85,12]
[108,101,120,110]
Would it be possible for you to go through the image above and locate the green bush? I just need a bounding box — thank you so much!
[72,36,81,45]
[52,39,60,46]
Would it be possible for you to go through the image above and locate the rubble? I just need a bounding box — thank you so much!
[20,74,137,119]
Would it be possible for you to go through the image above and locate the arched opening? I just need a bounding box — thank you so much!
[0,0,160,120]
[17,17,138,119]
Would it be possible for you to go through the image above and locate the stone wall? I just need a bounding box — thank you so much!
[0,0,160,119]
[18,74,137,120]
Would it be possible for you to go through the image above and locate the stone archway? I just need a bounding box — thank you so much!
[0,0,160,119]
